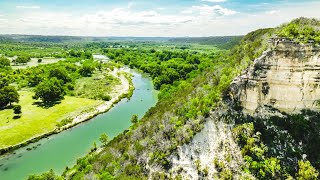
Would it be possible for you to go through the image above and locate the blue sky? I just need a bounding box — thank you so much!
[0,0,319,36]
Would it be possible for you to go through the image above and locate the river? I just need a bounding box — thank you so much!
[0,70,158,180]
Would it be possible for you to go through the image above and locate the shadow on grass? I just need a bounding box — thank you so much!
[32,101,62,109]
[13,115,21,119]
[0,105,14,111]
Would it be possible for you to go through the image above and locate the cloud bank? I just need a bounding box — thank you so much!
[0,1,319,36]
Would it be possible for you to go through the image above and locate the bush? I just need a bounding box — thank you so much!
[131,114,138,124]
[13,105,22,115]
[97,94,111,101]
[296,160,319,180]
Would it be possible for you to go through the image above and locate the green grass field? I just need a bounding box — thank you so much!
[10,57,65,69]
[0,91,102,149]
[73,71,120,100]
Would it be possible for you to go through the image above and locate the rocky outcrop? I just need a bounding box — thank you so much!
[168,111,249,179]
[161,38,320,179]
[230,38,320,114]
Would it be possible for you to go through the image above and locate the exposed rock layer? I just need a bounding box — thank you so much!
[168,112,247,179]
[231,39,320,114]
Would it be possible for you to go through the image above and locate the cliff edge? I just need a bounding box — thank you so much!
[231,38,320,114]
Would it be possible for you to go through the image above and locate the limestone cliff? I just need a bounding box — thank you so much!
[165,38,320,179]
[167,111,249,179]
[231,38,320,114]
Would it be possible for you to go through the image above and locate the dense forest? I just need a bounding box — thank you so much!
[168,36,243,49]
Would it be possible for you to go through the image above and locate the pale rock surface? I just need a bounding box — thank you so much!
[231,39,320,114]
[168,112,248,179]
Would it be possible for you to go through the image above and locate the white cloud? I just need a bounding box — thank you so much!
[181,5,237,16]
[82,8,194,25]
[266,10,279,15]
[16,6,40,9]
[201,0,227,2]
[1,1,320,37]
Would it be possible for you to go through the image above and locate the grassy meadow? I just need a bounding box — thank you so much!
[0,91,102,148]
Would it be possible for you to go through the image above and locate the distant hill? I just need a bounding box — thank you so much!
[168,36,243,49]
[0,35,172,43]
[0,35,108,43]
[0,35,243,49]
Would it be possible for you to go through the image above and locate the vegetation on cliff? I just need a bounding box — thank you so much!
[276,17,320,44]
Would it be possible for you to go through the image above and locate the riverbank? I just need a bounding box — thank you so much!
[0,68,134,155]
[0,70,157,180]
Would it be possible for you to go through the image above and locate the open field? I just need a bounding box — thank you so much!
[9,57,65,69]
[0,91,102,148]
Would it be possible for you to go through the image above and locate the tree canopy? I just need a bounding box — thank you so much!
[0,85,19,108]
[33,78,66,104]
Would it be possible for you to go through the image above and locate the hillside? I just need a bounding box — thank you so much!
[29,18,320,180]
[169,36,243,49]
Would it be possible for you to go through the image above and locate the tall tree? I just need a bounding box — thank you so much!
[0,86,19,108]
[49,67,71,84]
[33,78,65,104]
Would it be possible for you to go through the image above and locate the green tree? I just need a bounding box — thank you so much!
[99,133,109,146]
[49,67,71,84]
[296,160,319,180]
[0,57,10,67]
[79,62,95,77]
[33,78,65,104]
[0,86,19,108]
[131,114,138,124]
[16,56,31,64]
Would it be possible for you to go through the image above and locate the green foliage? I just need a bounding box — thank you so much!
[276,17,320,44]
[56,118,73,128]
[233,123,284,179]
[97,172,115,180]
[28,169,62,180]
[169,36,243,49]
[15,56,31,64]
[79,60,96,77]
[48,67,71,84]
[13,104,22,115]
[0,85,19,108]
[0,57,10,67]
[296,160,319,180]
[239,109,320,174]
[131,114,138,124]
[33,78,66,104]
[99,133,109,146]
[106,48,212,90]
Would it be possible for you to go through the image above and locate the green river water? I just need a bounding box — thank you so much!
[0,70,158,180]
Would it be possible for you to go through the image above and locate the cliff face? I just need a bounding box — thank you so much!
[167,112,248,179]
[164,38,320,179]
[231,39,320,114]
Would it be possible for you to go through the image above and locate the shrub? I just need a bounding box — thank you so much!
[13,105,22,115]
